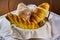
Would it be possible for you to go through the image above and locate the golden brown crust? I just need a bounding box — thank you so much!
[5,3,49,29]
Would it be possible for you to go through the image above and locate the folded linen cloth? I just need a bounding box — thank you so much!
[0,11,60,40]
[0,13,51,40]
[49,12,60,40]
[0,4,60,40]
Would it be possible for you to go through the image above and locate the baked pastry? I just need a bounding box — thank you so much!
[16,3,32,21]
[6,3,49,29]
[31,3,49,24]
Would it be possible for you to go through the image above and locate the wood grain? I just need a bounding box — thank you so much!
[0,0,60,16]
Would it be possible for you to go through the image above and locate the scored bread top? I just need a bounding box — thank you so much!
[6,3,49,29]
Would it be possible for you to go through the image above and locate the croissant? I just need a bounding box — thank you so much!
[6,3,49,29]
[31,3,49,24]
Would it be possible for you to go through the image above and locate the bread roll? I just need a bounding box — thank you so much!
[6,3,49,29]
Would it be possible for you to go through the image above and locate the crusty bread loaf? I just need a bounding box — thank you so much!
[6,3,49,29]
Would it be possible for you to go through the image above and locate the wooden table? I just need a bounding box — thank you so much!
[0,0,60,15]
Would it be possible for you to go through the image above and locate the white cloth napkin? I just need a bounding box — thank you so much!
[0,16,16,40]
[0,12,51,40]
[11,11,60,40]
[0,11,60,40]
[11,21,51,39]
[49,12,60,40]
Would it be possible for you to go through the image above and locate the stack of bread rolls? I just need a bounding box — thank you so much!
[5,3,49,29]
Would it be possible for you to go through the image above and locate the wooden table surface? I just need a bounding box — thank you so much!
[0,0,60,16]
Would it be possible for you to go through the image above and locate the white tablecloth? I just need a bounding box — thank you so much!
[0,11,60,40]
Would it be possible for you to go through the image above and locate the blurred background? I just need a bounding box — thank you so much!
[0,0,60,16]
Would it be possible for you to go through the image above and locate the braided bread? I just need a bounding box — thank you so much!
[6,3,49,29]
